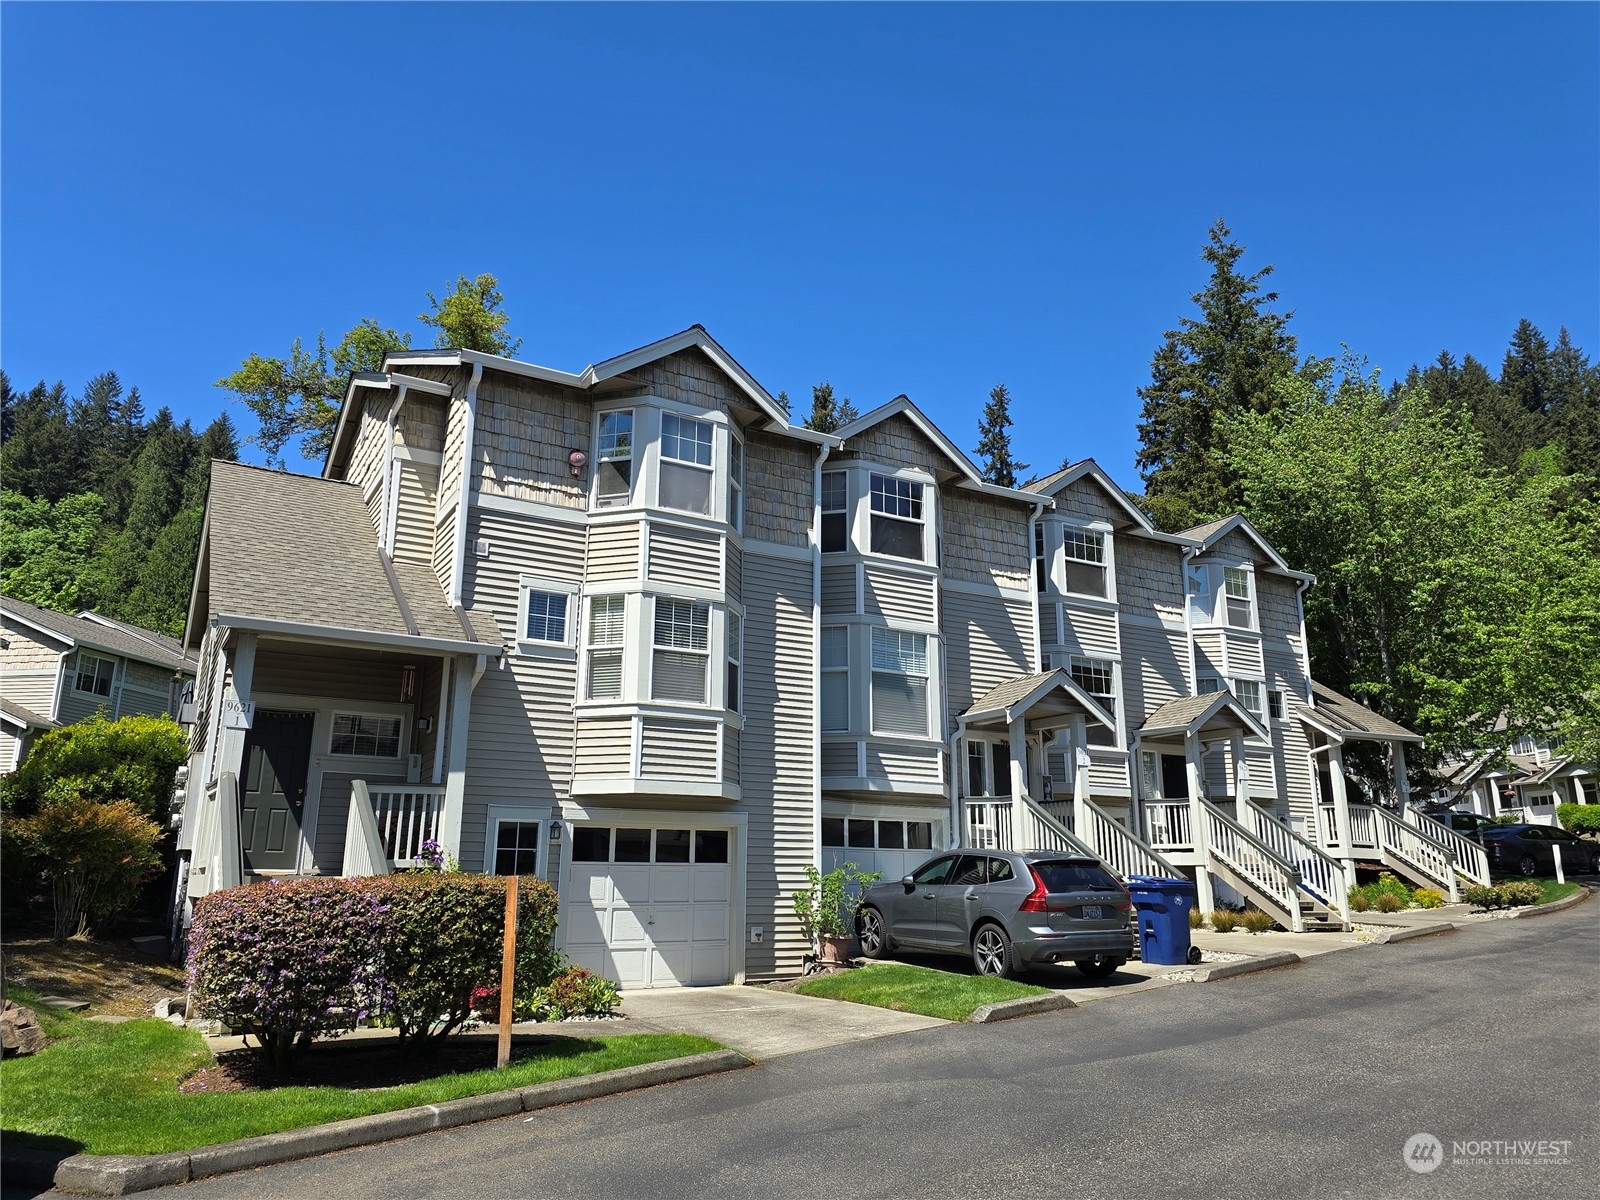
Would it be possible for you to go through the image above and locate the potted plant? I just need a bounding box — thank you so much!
[791,862,881,966]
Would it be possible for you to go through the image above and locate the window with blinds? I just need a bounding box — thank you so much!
[586,595,626,700]
[652,598,710,703]
[870,627,928,735]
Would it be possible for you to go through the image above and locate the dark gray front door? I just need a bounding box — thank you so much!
[239,710,315,872]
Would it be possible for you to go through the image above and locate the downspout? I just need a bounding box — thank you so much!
[381,383,411,554]
[1026,499,1047,674]
[1181,544,1200,696]
[811,441,831,871]
[948,718,966,850]
[1293,575,1313,702]
[448,364,484,607]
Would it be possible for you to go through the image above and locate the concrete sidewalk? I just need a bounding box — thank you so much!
[616,984,946,1058]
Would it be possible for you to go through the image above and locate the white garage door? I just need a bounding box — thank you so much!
[564,824,732,989]
[822,811,944,884]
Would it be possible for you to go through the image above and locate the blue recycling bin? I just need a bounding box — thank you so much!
[1125,874,1198,966]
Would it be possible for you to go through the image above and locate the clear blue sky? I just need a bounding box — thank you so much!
[4,2,1596,486]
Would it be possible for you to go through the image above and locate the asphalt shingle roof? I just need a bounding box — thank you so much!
[0,696,57,730]
[0,595,194,672]
[205,461,501,648]
[1139,693,1225,734]
[1304,681,1419,741]
[967,671,1059,715]
[1177,516,1233,543]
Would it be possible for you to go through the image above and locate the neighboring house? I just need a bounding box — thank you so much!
[0,596,196,772]
[1440,738,1597,825]
[174,324,1490,988]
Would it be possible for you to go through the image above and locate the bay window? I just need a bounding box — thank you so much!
[595,410,634,507]
[870,627,928,735]
[585,596,626,700]
[727,435,744,531]
[869,473,924,561]
[652,598,710,703]
[821,625,850,730]
[659,412,714,515]
[1063,527,1107,597]
[821,471,848,552]
[1223,566,1254,628]
[726,611,742,713]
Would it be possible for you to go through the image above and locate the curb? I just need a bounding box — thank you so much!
[1191,951,1301,982]
[1375,922,1456,944]
[1508,885,1592,919]
[967,993,1076,1024]
[22,1049,751,1197]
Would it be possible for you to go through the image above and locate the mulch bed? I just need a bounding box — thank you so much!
[179,1032,590,1094]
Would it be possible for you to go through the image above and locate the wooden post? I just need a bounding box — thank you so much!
[496,875,518,1070]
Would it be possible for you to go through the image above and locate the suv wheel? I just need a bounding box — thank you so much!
[1518,854,1537,877]
[857,906,890,959]
[971,923,1015,979]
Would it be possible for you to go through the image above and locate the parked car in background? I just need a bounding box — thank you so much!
[1423,810,1502,841]
[855,850,1134,980]
[1479,824,1600,876]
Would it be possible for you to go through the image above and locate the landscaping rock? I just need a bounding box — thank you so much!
[39,995,90,1011]
[1,999,47,1056]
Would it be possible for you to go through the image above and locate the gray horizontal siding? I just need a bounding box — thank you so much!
[254,651,409,705]
[573,717,633,775]
[640,719,719,780]
[821,563,857,614]
[864,564,935,625]
[866,742,943,783]
[314,770,403,874]
[394,461,440,567]
[1062,605,1119,660]
[470,507,586,588]
[586,523,640,582]
[648,524,723,590]
[943,589,1030,720]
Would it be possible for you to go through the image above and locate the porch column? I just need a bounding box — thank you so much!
[214,633,257,801]
[1070,714,1090,835]
[1328,742,1357,879]
[1185,730,1214,913]
[1231,732,1251,812]
[437,654,476,862]
[1008,717,1028,805]
[1391,742,1412,810]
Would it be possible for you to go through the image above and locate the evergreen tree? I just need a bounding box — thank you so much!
[975,383,1027,487]
[1501,318,1555,419]
[183,413,241,509]
[1134,219,1306,531]
[97,410,195,601]
[121,508,205,636]
[0,377,79,500]
[803,382,859,434]
[1548,327,1600,495]
[1413,350,1533,474]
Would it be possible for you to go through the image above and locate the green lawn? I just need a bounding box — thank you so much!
[793,962,1048,1021]
[1522,878,1583,905]
[0,993,720,1156]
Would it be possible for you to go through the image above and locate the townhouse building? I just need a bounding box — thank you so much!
[174,326,1488,988]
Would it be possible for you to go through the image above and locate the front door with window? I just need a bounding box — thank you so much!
[238,710,314,872]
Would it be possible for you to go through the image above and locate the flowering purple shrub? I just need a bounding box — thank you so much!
[188,872,561,1065]
[188,878,386,1071]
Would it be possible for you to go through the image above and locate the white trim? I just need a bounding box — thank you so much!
[741,537,814,564]
[940,575,1036,603]
[1026,459,1157,532]
[391,446,444,466]
[482,805,553,878]
[516,575,581,652]
[569,777,741,801]
[473,491,587,526]
[212,612,495,657]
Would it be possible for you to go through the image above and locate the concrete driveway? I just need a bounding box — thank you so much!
[614,984,945,1059]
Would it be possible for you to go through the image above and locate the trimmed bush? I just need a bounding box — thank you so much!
[1461,884,1500,910]
[1494,881,1544,907]
[1210,909,1240,932]
[188,873,561,1068]
[1412,887,1446,909]
[1349,871,1417,912]
[0,714,187,821]
[1188,906,1204,929]
[1238,908,1277,934]
[532,966,622,1021]
[1557,804,1600,835]
[1374,892,1403,913]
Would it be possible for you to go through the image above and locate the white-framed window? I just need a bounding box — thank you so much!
[963,738,1014,798]
[821,625,850,731]
[1267,689,1285,721]
[1223,566,1254,629]
[1063,527,1107,597]
[1034,522,1048,592]
[330,712,403,758]
[659,412,715,515]
[1141,750,1162,800]
[870,627,928,735]
[1186,563,1213,623]
[726,611,743,713]
[1232,678,1265,721]
[821,471,848,552]
[727,434,744,532]
[74,653,115,697]
[822,816,934,852]
[652,597,710,703]
[595,409,634,507]
[518,578,578,648]
[1197,677,1220,695]
[869,473,924,561]
[1069,656,1118,746]
[483,805,552,877]
[585,595,626,700]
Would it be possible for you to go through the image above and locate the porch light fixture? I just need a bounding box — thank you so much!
[399,663,417,702]
[567,449,588,477]
[549,819,564,843]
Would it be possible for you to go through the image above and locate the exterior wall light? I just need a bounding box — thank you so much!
[567,449,588,477]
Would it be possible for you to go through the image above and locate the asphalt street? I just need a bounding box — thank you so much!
[18,904,1600,1200]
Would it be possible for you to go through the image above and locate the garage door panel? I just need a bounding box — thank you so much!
[649,906,692,944]
[610,907,649,944]
[691,944,727,984]
[565,903,607,946]
[652,867,692,903]
[692,906,728,942]
[692,867,731,902]
[608,948,650,988]
[608,865,652,901]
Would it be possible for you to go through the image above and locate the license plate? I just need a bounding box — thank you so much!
[1081,905,1102,920]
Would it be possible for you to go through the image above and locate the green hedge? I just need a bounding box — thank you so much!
[1556,803,1600,834]
[188,873,560,1070]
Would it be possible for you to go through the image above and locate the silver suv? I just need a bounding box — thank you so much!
[856,850,1134,980]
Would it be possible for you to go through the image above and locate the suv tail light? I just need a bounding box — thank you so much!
[1019,866,1050,912]
[1113,883,1132,912]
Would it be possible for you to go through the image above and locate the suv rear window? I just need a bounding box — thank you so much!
[1033,861,1120,892]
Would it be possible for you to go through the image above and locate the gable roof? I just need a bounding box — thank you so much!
[0,696,58,732]
[0,595,194,673]
[1294,682,1423,744]
[962,670,1117,730]
[1139,691,1270,742]
[1177,513,1311,581]
[191,461,501,655]
[834,395,1041,504]
[1024,459,1167,532]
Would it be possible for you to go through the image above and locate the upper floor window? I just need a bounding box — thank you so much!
[1232,678,1265,721]
[659,413,714,515]
[1197,677,1220,695]
[595,411,634,508]
[1063,528,1107,597]
[1069,656,1118,746]
[74,653,115,697]
[727,436,744,532]
[821,472,848,552]
[652,598,710,704]
[1223,567,1254,629]
[1267,689,1285,721]
[821,625,850,730]
[726,611,743,713]
[519,581,574,647]
[870,474,924,561]
[870,627,928,735]
[1034,522,1047,591]
[586,596,626,700]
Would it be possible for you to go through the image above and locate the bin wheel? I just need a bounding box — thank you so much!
[1187,945,1203,965]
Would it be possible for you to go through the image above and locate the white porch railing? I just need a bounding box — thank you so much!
[1404,809,1491,887]
[1144,801,1194,850]
[368,784,448,867]
[1242,800,1351,926]
[1080,800,1179,880]
[1319,804,1379,851]
[964,796,1179,882]
[1198,798,1305,932]
[1373,806,1460,901]
[342,780,393,877]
